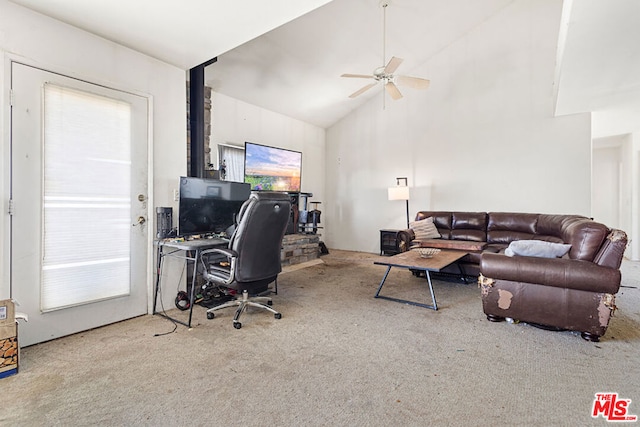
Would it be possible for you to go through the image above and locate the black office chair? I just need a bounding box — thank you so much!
[199,192,291,329]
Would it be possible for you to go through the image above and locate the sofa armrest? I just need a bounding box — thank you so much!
[480,253,621,294]
[397,229,415,252]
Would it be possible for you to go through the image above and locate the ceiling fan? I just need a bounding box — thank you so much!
[341,2,430,101]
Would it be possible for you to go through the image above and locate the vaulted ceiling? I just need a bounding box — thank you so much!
[204,0,514,128]
[10,0,640,133]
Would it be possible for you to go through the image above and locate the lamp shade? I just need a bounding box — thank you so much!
[388,186,410,201]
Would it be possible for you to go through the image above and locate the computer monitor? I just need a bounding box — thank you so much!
[178,177,250,236]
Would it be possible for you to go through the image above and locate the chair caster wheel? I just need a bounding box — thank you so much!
[207,312,214,320]
[274,313,282,319]
[233,322,242,329]
[267,300,273,306]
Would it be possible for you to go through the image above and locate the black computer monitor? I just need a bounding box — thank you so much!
[178,177,250,236]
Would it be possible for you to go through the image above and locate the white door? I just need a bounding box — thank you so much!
[10,62,149,346]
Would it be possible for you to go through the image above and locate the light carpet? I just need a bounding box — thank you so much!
[1,250,639,426]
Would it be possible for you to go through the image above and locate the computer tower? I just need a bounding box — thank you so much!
[156,207,173,239]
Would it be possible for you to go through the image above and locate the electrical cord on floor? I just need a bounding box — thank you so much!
[153,283,177,337]
[153,261,187,337]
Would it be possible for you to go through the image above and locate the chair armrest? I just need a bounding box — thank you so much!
[200,248,239,285]
[480,253,621,294]
[200,247,238,259]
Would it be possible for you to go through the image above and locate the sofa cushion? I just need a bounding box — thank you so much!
[451,229,486,242]
[562,219,609,261]
[410,217,441,240]
[531,235,566,244]
[487,230,535,244]
[536,214,586,237]
[505,240,571,258]
[488,212,538,233]
[452,212,487,230]
[487,212,538,243]
[485,243,508,254]
[448,212,487,241]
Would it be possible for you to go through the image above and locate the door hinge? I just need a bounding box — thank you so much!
[9,89,14,107]
[8,199,14,216]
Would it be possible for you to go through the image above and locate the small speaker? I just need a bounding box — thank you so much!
[156,207,173,239]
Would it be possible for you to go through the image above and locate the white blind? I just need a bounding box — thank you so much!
[41,84,132,311]
[218,144,244,182]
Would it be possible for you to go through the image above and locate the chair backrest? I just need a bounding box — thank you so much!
[229,191,291,287]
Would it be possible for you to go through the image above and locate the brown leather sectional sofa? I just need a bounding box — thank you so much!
[397,211,628,341]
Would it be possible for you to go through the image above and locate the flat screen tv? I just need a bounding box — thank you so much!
[244,142,302,192]
[178,177,250,236]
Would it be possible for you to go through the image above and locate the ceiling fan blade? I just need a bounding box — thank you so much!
[397,75,430,89]
[349,82,378,98]
[341,73,374,79]
[385,82,403,100]
[384,56,403,74]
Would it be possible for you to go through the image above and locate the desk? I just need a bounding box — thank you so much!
[153,238,228,327]
[373,250,467,311]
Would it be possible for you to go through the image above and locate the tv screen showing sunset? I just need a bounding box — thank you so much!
[244,142,302,192]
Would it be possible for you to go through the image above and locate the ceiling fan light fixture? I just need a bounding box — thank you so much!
[340,1,430,102]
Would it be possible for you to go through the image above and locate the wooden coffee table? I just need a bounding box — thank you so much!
[374,249,468,310]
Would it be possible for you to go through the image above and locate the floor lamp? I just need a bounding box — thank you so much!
[388,177,410,228]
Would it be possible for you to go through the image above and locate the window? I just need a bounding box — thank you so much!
[218,144,244,182]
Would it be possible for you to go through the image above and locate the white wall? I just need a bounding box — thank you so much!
[0,1,187,302]
[210,91,326,202]
[325,0,592,254]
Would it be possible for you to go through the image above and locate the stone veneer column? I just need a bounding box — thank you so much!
[186,83,212,177]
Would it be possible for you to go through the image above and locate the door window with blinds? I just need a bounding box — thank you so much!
[41,83,132,311]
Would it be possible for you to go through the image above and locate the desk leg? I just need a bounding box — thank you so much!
[187,249,200,328]
[374,266,438,311]
[153,246,198,328]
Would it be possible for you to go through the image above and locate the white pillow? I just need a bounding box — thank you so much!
[409,217,441,240]
[505,240,571,258]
